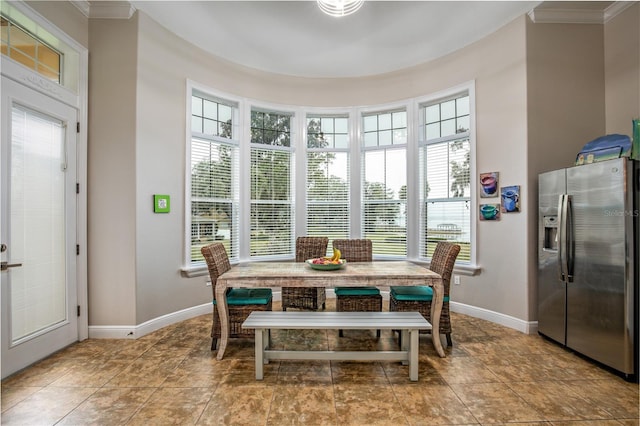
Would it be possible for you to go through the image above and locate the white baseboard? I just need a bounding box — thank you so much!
[88,292,539,339]
[88,303,213,339]
[451,301,538,335]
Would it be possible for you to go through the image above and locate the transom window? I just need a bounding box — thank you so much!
[1,15,61,83]
[363,110,407,147]
[191,96,233,138]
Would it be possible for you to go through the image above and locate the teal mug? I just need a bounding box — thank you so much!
[480,204,497,219]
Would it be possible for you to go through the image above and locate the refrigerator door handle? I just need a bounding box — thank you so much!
[565,194,574,282]
[557,194,567,281]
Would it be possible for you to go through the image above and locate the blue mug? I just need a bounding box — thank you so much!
[502,190,518,212]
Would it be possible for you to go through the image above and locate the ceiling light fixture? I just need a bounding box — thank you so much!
[317,0,364,17]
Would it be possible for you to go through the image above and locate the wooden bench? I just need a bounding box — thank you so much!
[242,311,432,381]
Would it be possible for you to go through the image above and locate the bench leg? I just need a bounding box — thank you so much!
[409,329,419,381]
[400,329,409,365]
[263,329,270,364]
[255,328,264,380]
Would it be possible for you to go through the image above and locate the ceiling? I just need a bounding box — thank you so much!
[87,1,619,78]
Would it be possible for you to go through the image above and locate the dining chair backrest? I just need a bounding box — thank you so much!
[201,243,232,300]
[332,239,372,262]
[295,236,329,262]
[429,242,460,296]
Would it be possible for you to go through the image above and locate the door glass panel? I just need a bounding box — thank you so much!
[10,104,66,344]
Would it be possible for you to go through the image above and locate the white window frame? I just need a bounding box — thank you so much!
[414,81,477,269]
[303,107,353,251]
[358,101,412,259]
[242,100,298,261]
[185,81,243,267]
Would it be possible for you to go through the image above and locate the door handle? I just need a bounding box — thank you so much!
[557,194,567,281]
[1,261,22,271]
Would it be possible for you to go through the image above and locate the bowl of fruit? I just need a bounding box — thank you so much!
[306,249,346,271]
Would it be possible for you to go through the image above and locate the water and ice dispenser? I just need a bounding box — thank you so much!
[543,216,558,251]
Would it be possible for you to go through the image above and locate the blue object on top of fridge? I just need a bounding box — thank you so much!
[575,134,631,165]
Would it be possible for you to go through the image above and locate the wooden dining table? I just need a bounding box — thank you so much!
[214,260,445,360]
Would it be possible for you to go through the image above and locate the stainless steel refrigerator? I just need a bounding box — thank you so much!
[538,157,638,379]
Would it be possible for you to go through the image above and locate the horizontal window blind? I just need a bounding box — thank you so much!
[419,139,470,260]
[362,147,407,256]
[250,147,293,257]
[306,151,349,252]
[190,137,239,262]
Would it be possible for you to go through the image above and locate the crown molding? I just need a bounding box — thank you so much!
[604,1,636,23]
[528,7,605,24]
[528,1,637,24]
[71,1,136,19]
[70,0,90,17]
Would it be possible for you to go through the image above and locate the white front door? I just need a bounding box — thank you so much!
[1,76,78,378]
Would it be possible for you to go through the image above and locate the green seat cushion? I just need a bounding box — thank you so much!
[390,286,449,302]
[335,286,380,296]
[213,288,272,305]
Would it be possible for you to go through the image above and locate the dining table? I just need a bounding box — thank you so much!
[214,260,445,360]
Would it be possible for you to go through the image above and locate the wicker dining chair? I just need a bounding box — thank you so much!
[201,242,273,350]
[332,239,382,337]
[389,241,460,346]
[282,236,329,311]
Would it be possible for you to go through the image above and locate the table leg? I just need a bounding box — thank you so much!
[215,282,229,361]
[430,279,446,358]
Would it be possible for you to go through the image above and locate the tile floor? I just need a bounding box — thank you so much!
[2,300,639,425]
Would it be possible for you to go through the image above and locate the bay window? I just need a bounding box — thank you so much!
[186,83,474,269]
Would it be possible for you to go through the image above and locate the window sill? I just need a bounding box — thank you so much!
[181,265,209,278]
[410,259,481,276]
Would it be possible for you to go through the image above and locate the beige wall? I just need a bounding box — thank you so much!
[525,19,607,320]
[125,12,532,325]
[26,1,88,48]
[32,2,633,329]
[605,3,640,136]
[88,17,139,325]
